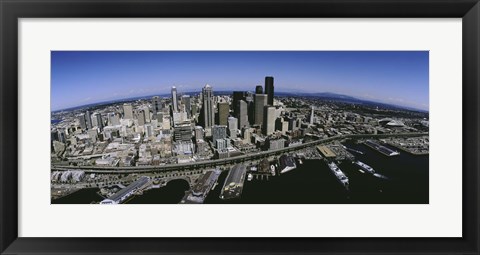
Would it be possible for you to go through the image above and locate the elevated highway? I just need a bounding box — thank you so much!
[51,132,428,174]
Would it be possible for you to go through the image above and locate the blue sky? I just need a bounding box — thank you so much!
[51,51,429,111]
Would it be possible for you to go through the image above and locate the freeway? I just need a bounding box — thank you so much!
[51,132,428,174]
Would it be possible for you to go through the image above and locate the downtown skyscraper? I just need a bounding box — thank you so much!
[202,84,214,129]
[152,96,162,114]
[254,94,268,126]
[265,76,274,105]
[123,103,134,119]
[171,86,178,112]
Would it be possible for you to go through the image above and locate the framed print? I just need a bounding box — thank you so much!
[1,0,479,254]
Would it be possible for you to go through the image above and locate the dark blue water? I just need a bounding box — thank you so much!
[52,141,428,204]
[127,180,190,204]
[51,188,103,204]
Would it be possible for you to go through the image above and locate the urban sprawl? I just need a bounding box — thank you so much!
[51,76,429,204]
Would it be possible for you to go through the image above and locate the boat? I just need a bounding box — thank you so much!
[270,164,276,176]
[353,160,375,174]
[297,158,304,165]
[364,140,400,156]
[250,166,257,172]
[327,162,349,189]
[247,173,253,181]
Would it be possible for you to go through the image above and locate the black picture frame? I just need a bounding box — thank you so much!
[1,0,479,254]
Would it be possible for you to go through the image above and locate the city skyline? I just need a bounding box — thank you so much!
[51,51,429,111]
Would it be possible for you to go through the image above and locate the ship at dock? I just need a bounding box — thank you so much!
[364,140,400,156]
[278,155,297,174]
[181,169,221,204]
[353,160,375,174]
[327,162,349,190]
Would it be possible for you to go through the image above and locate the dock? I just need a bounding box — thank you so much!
[364,140,400,156]
[100,176,150,204]
[219,164,247,200]
[316,145,336,158]
[180,169,221,204]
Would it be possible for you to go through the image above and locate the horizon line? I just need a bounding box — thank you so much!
[51,90,429,113]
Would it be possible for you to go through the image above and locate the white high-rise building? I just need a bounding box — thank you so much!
[123,103,134,119]
[171,86,178,112]
[238,100,248,129]
[144,124,153,138]
[228,117,238,138]
[108,112,120,126]
[263,106,276,135]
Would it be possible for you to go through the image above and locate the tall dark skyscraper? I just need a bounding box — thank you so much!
[202,84,214,129]
[254,94,268,126]
[217,102,229,126]
[232,91,246,117]
[152,96,162,114]
[255,85,263,94]
[85,110,92,129]
[265,76,274,105]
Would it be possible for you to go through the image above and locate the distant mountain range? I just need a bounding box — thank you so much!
[53,91,427,113]
[274,91,428,113]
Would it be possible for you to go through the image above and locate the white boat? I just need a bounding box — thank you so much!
[327,162,349,189]
[247,173,253,181]
[353,160,375,174]
[270,165,276,176]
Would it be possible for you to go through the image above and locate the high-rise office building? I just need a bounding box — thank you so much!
[228,117,238,138]
[265,76,274,105]
[238,100,249,129]
[142,106,151,123]
[246,95,255,126]
[194,126,204,140]
[152,96,162,114]
[137,109,146,126]
[217,101,229,126]
[77,113,87,130]
[85,110,92,129]
[263,106,276,135]
[254,94,268,126]
[191,104,198,118]
[232,91,246,116]
[174,124,193,142]
[92,112,103,130]
[108,112,120,126]
[171,86,178,112]
[212,125,227,143]
[202,84,214,128]
[123,103,134,119]
[181,95,191,118]
[144,124,154,138]
[58,129,66,143]
[255,85,263,94]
